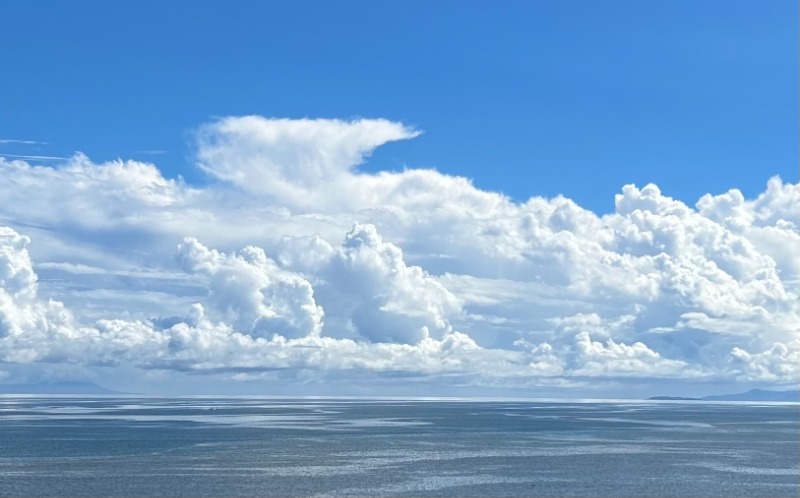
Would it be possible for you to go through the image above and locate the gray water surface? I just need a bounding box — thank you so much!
[0,397,797,496]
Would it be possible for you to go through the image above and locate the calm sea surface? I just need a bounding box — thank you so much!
[0,397,797,497]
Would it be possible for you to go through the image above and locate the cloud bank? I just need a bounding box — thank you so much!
[0,116,797,393]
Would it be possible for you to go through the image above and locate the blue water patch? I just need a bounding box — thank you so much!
[0,397,797,496]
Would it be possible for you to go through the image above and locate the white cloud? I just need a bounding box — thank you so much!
[176,236,323,339]
[729,341,800,383]
[0,139,47,145]
[311,223,462,344]
[0,154,67,161]
[0,224,698,387]
[0,115,798,393]
[571,331,696,378]
[0,225,525,383]
[0,227,38,300]
[195,116,420,209]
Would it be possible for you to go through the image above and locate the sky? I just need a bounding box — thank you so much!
[0,1,797,397]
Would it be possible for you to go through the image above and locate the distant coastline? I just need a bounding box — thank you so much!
[649,389,798,402]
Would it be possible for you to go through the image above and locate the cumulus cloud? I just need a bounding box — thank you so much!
[0,223,711,388]
[729,341,800,383]
[176,237,323,339]
[311,223,461,344]
[0,228,38,300]
[571,331,696,378]
[0,115,798,392]
[0,225,521,382]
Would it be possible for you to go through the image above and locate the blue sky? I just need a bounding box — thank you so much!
[0,2,798,396]
[1,1,796,211]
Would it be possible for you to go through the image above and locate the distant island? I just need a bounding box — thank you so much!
[0,381,124,395]
[649,388,798,402]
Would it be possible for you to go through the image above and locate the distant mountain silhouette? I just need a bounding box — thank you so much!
[649,389,798,402]
[0,381,124,394]
[700,389,797,402]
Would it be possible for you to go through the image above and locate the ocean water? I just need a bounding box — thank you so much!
[0,397,797,497]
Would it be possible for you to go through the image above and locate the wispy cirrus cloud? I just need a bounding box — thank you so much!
[0,139,48,145]
[0,153,69,161]
[134,150,169,155]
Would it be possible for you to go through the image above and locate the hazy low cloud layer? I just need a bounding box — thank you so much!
[0,116,797,392]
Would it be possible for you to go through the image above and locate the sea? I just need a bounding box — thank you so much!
[0,397,797,497]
